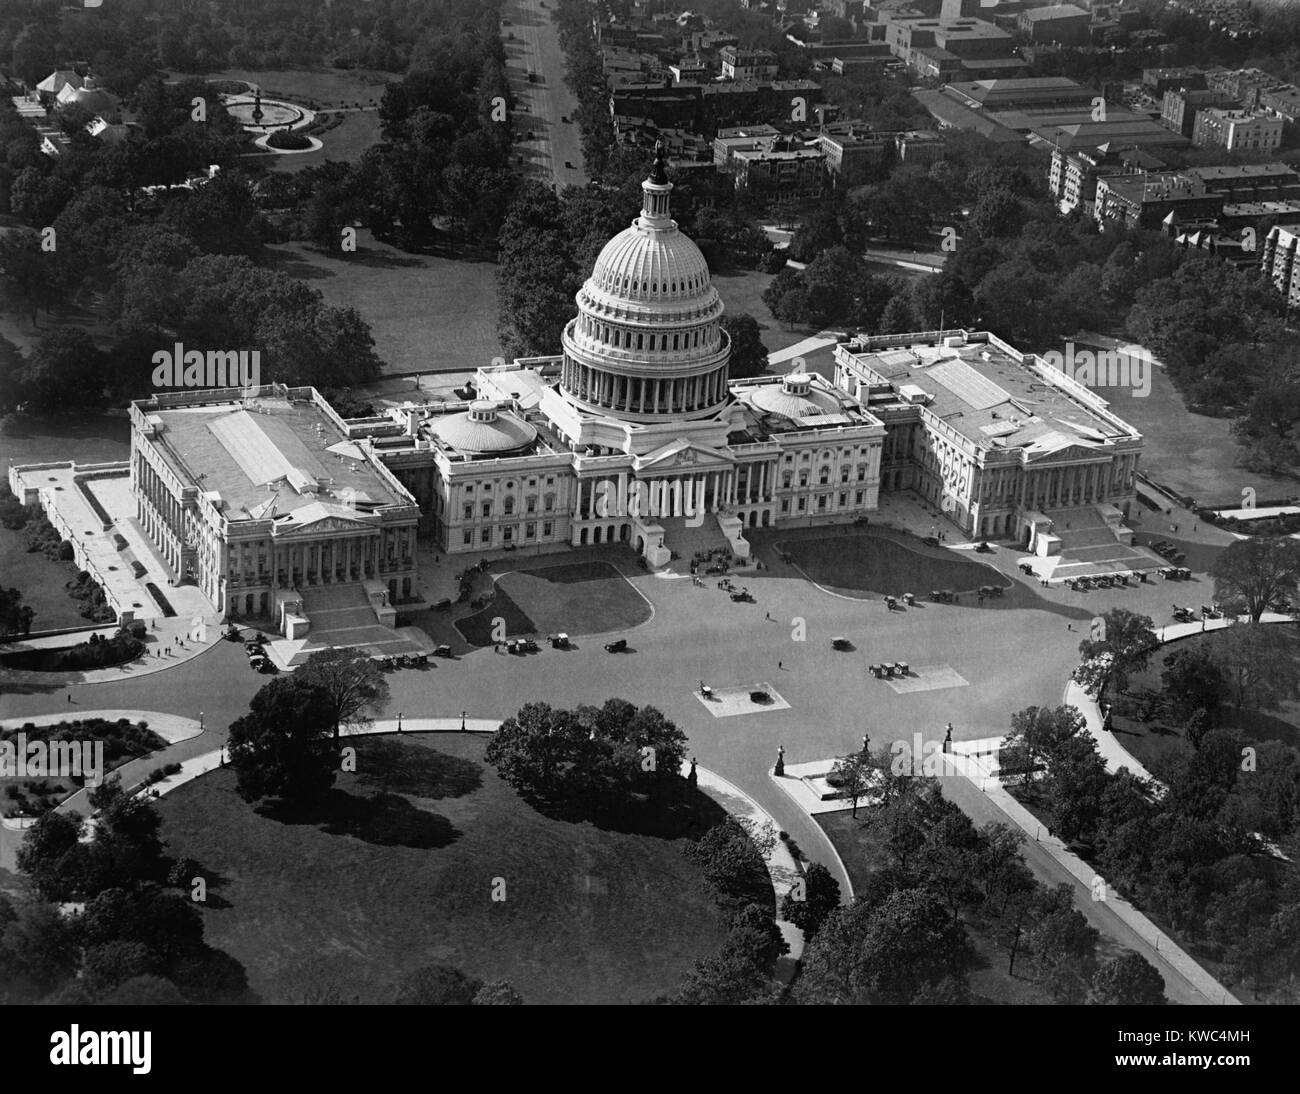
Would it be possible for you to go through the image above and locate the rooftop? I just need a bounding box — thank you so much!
[137,393,403,523]
[838,335,1136,453]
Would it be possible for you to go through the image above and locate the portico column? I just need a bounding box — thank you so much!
[673,477,683,517]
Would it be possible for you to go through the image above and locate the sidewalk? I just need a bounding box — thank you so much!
[945,749,1240,1006]
[0,615,224,686]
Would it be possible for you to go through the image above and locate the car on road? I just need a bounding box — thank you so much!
[561,115,570,123]
[604,638,628,653]
[564,160,574,169]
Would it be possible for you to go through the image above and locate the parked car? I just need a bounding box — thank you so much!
[550,633,570,648]
[564,160,574,169]
[433,644,453,658]
[604,638,628,653]
[831,636,852,651]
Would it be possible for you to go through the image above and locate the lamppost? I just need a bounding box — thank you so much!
[397,711,403,733]
[461,710,467,732]
[199,711,204,732]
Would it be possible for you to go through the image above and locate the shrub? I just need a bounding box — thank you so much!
[267,129,312,150]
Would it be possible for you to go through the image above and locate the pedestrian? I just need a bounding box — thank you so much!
[1193,523,1197,532]
[1067,623,1072,631]
[778,660,783,670]
[765,611,771,620]
[67,693,72,703]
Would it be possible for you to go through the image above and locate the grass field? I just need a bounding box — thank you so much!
[261,111,383,174]
[1108,628,1300,775]
[267,235,501,374]
[155,733,729,1004]
[711,268,809,362]
[456,559,650,645]
[779,532,1011,601]
[176,67,395,109]
[1092,365,1297,505]
[0,418,131,632]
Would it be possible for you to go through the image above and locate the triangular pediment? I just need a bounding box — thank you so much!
[1025,440,1106,463]
[277,515,377,538]
[635,438,732,470]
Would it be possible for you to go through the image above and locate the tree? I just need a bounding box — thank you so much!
[484,699,687,815]
[1161,643,1227,723]
[1210,535,1300,622]
[779,861,841,941]
[1024,884,1100,1003]
[1209,621,1300,713]
[392,963,482,1005]
[473,980,524,1005]
[796,890,974,1004]
[15,810,91,903]
[0,586,35,637]
[828,750,874,818]
[1000,704,1087,785]
[1073,608,1159,699]
[721,313,768,379]
[671,904,786,1005]
[295,647,391,748]
[1090,951,1166,1005]
[227,677,339,807]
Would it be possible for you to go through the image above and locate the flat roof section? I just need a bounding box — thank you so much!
[145,395,400,522]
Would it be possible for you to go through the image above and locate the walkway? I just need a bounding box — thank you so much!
[944,745,1240,1006]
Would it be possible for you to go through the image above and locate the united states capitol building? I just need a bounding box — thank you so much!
[105,146,1143,630]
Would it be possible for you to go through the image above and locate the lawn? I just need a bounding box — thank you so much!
[1090,361,1297,505]
[1107,628,1300,776]
[0,518,88,632]
[262,111,382,174]
[711,268,809,362]
[266,236,501,374]
[154,733,730,1004]
[817,808,1089,1005]
[776,531,1012,602]
[456,557,650,645]
[175,66,395,109]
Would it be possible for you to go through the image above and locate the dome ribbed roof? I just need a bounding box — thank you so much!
[430,402,537,455]
[747,375,842,420]
[590,228,712,305]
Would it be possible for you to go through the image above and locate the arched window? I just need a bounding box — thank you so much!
[503,496,515,515]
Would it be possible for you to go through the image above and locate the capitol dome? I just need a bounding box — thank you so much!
[430,402,537,456]
[559,144,730,422]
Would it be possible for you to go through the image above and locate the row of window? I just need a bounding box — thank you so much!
[597,271,707,296]
[462,521,554,546]
[463,495,556,520]
[463,476,556,495]
[776,490,867,514]
[781,445,872,464]
[578,314,715,354]
[779,467,871,489]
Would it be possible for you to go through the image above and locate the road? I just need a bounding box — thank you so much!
[503,0,586,190]
[0,524,1233,1003]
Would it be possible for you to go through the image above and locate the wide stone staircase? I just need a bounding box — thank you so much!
[1038,504,1165,579]
[285,584,427,666]
[658,515,737,572]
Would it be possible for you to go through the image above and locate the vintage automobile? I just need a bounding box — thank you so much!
[604,638,628,653]
[550,633,570,649]
[930,589,954,603]
[831,636,852,651]
[433,644,453,658]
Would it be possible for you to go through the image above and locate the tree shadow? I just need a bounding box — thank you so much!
[525,778,734,841]
[261,789,461,848]
[352,737,483,799]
